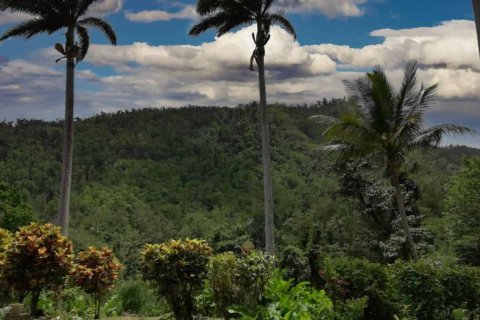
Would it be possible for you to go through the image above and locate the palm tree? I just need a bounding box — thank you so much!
[324,62,473,260]
[473,0,480,58]
[0,0,117,236]
[189,0,296,254]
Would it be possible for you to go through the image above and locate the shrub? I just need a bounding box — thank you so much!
[232,248,275,310]
[392,261,480,320]
[319,256,394,320]
[141,239,212,320]
[209,252,237,319]
[279,246,311,284]
[72,246,123,319]
[207,248,275,318]
[0,228,13,306]
[1,223,74,315]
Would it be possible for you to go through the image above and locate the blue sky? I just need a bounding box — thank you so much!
[0,0,479,147]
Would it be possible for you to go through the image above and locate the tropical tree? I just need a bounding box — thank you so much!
[189,0,296,254]
[0,0,117,236]
[324,62,473,260]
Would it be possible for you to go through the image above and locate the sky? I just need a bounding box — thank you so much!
[0,0,479,147]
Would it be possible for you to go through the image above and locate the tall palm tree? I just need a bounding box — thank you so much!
[189,0,296,255]
[324,62,473,260]
[0,0,117,236]
[473,0,480,58]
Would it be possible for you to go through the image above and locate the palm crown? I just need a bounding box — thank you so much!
[190,0,296,38]
[325,62,473,174]
[0,0,116,62]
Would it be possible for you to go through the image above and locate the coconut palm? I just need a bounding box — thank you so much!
[473,0,480,58]
[0,0,117,236]
[324,62,473,260]
[189,0,296,254]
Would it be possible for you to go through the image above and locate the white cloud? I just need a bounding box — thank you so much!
[1,19,480,148]
[88,0,124,15]
[0,11,31,26]
[0,0,123,26]
[126,0,371,21]
[307,20,480,71]
[125,5,197,22]
[276,0,368,17]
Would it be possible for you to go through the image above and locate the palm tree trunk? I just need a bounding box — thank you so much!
[58,30,75,236]
[256,43,275,255]
[391,173,419,261]
[473,0,480,58]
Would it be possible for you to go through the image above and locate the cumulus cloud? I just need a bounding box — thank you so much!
[1,18,480,145]
[125,5,197,22]
[0,11,31,25]
[276,0,368,17]
[88,0,124,15]
[0,0,123,25]
[126,0,371,21]
[307,20,480,71]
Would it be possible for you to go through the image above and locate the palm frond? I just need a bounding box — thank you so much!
[0,17,62,40]
[76,25,89,62]
[419,83,438,108]
[395,61,418,124]
[269,12,296,39]
[190,12,233,36]
[367,66,396,133]
[413,124,475,150]
[0,0,58,16]
[78,17,116,44]
[196,0,223,15]
[217,15,254,37]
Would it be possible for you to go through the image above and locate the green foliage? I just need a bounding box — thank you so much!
[209,252,237,318]
[1,223,74,315]
[445,157,480,266]
[0,183,34,232]
[117,279,167,316]
[279,246,311,284]
[140,239,212,320]
[319,256,393,320]
[37,287,92,319]
[392,261,480,320]
[0,228,13,306]
[231,274,364,320]
[205,248,275,318]
[260,277,335,320]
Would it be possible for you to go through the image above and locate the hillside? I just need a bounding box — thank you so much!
[0,101,478,273]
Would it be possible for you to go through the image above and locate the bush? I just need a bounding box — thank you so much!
[141,239,212,320]
[0,228,13,306]
[207,248,275,318]
[392,261,480,320]
[319,256,394,320]
[209,252,237,319]
[279,246,311,284]
[72,246,123,319]
[1,223,74,315]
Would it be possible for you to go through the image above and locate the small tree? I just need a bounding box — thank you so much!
[72,246,123,319]
[2,223,74,315]
[141,239,212,320]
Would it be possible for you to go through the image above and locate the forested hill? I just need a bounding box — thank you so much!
[0,101,478,274]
